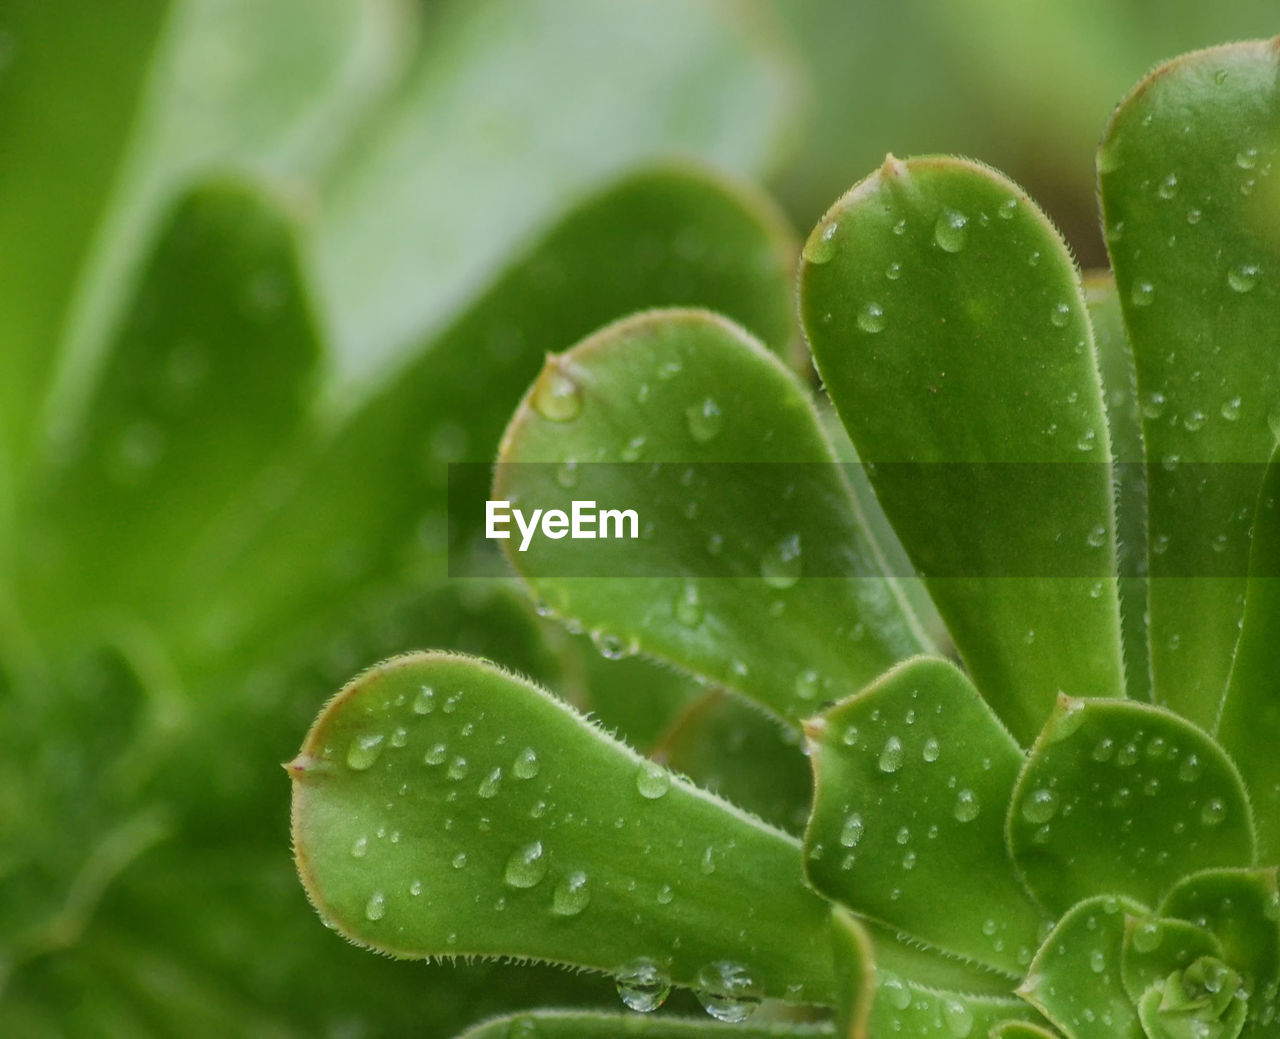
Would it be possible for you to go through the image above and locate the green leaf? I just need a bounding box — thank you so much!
[1020,894,1148,1039]
[989,1023,1061,1039]
[1098,39,1280,730]
[830,907,874,1039]
[1159,868,1280,1033]
[290,652,836,1007]
[1121,915,1225,1006]
[1217,447,1280,861]
[1008,698,1256,917]
[310,0,801,383]
[1085,272,1151,704]
[1136,977,1247,1039]
[0,0,169,471]
[456,1012,835,1039]
[180,165,798,673]
[869,973,1038,1039]
[804,657,1047,975]
[799,154,1125,745]
[495,308,931,723]
[15,181,321,641]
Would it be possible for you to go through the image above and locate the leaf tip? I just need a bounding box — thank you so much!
[878,152,908,182]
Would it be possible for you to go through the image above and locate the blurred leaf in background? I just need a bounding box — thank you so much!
[1,0,1276,1034]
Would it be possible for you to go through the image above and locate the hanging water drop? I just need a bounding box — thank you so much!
[478,766,503,799]
[803,220,839,265]
[365,891,386,922]
[1021,787,1060,824]
[412,685,436,714]
[694,961,762,1023]
[953,789,980,822]
[636,761,671,800]
[615,958,671,1012]
[840,812,865,848]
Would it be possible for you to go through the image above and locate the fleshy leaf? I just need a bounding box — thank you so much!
[1218,447,1280,861]
[1085,272,1151,703]
[290,653,835,1006]
[804,656,1048,975]
[17,180,321,639]
[1159,868,1280,1033]
[182,166,798,673]
[456,1013,835,1038]
[495,308,931,723]
[799,154,1124,745]
[1136,962,1249,1039]
[1008,698,1256,916]
[1098,38,1280,729]
[1020,894,1148,1039]
[1121,915,1225,1006]
[990,1024,1061,1039]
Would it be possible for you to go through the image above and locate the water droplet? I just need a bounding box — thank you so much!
[409,879,423,897]
[1178,754,1202,783]
[1087,524,1107,548]
[794,669,821,702]
[1200,798,1227,827]
[555,459,579,488]
[933,209,969,253]
[761,533,802,589]
[857,302,886,333]
[1142,391,1167,419]
[998,198,1018,220]
[531,360,583,422]
[636,761,671,800]
[922,737,941,763]
[674,583,704,627]
[700,846,717,875]
[1021,787,1060,824]
[346,733,385,771]
[840,812,865,848]
[1131,281,1155,307]
[1157,173,1179,199]
[447,756,469,780]
[878,736,904,773]
[591,630,631,660]
[882,972,912,1009]
[1093,738,1115,762]
[656,884,674,905]
[1237,148,1259,170]
[478,766,503,799]
[1132,920,1163,953]
[1182,410,1207,432]
[620,436,646,462]
[1187,208,1203,225]
[1221,396,1243,422]
[504,841,549,888]
[803,220,839,264]
[953,789,980,822]
[364,891,386,921]
[1089,948,1107,973]
[1050,302,1071,328]
[389,726,408,748]
[351,836,369,858]
[1077,429,1097,453]
[513,747,540,779]
[1228,264,1261,293]
[885,261,903,280]
[551,870,591,916]
[411,685,435,714]
[615,958,671,1012]
[694,961,762,1023]
[685,397,723,444]
[424,743,447,766]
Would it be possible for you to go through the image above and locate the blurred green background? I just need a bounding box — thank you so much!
[1,1,1275,1035]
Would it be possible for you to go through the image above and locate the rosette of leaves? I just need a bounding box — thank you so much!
[290,40,1280,1038]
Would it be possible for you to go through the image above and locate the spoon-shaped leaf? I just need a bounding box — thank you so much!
[799,154,1124,745]
[804,657,1048,975]
[457,1013,835,1038]
[1098,38,1280,729]
[1217,448,1280,861]
[290,652,835,1006]
[17,180,320,638]
[831,907,874,1039]
[495,309,932,723]
[1020,894,1148,1039]
[1008,699,1255,917]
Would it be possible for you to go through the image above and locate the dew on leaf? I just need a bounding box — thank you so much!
[1227,264,1261,293]
[760,533,803,589]
[857,302,887,333]
[364,891,386,922]
[504,841,549,889]
[513,747,540,779]
[878,736,904,773]
[550,870,591,916]
[953,789,980,822]
[412,685,436,714]
[693,961,762,1023]
[636,761,671,800]
[615,958,671,1012]
[685,397,723,443]
[933,209,969,253]
[346,733,385,771]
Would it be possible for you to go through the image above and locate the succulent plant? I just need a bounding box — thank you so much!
[290,39,1280,1038]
